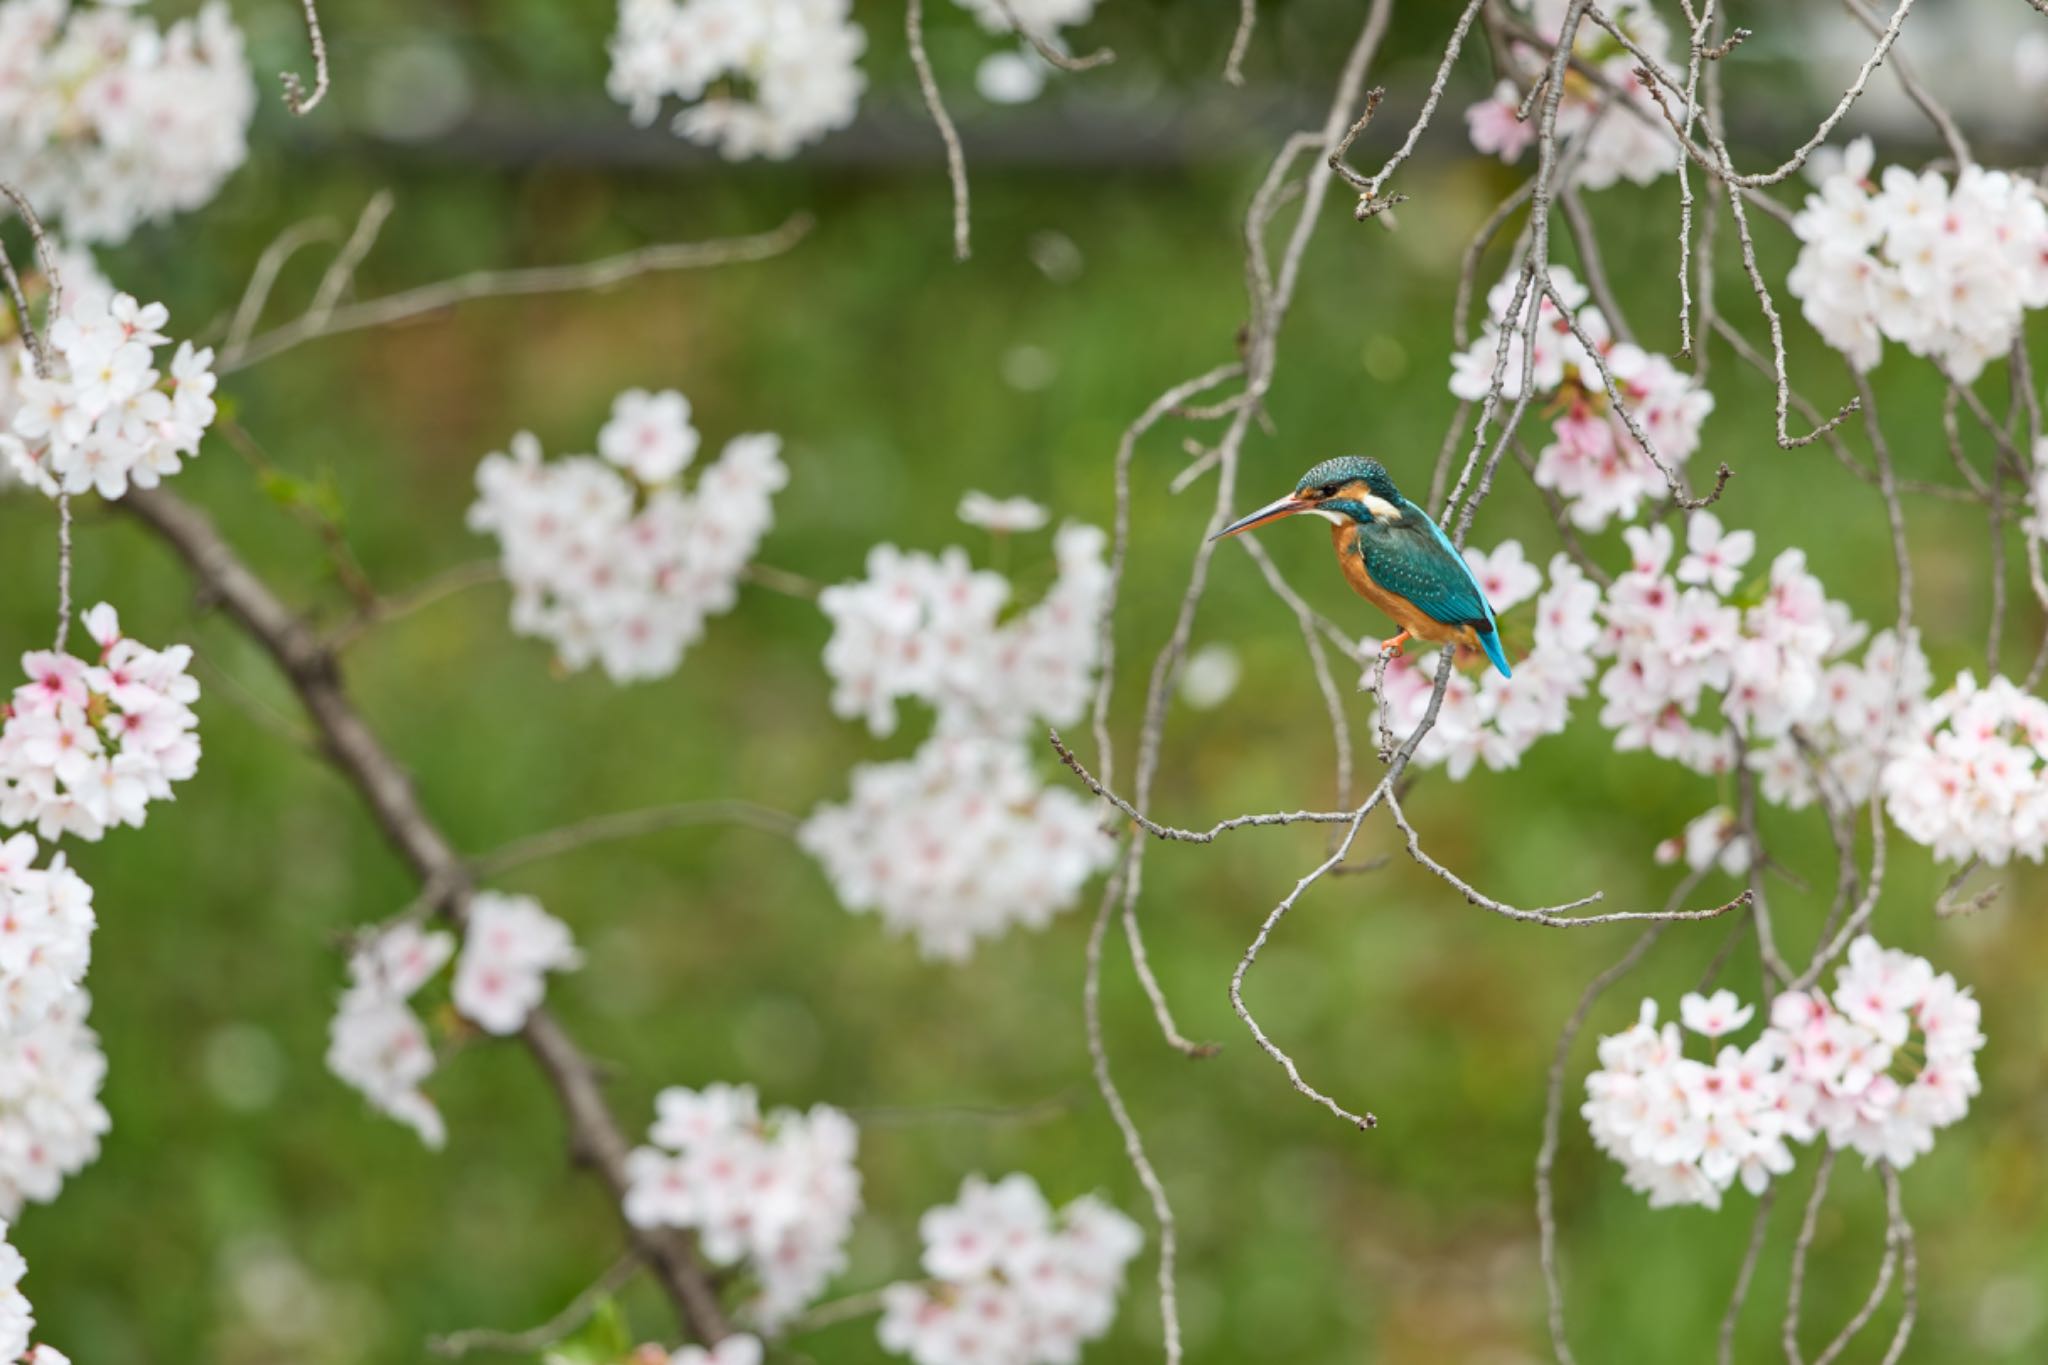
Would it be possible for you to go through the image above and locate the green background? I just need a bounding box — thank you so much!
[0,2,2043,1361]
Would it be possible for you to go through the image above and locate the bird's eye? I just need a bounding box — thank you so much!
[1319,482,1340,497]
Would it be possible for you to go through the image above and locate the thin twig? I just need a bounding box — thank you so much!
[223,214,814,371]
[1720,1188,1777,1365]
[473,801,800,877]
[907,0,971,261]
[1223,0,1256,85]
[992,0,1113,70]
[429,1252,640,1357]
[1784,1148,1840,1365]
[280,0,331,115]
[327,560,504,651]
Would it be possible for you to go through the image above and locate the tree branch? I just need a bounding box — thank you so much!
[120,486,734,1346]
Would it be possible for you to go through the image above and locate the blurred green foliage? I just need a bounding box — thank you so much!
[0,2,2044,1362]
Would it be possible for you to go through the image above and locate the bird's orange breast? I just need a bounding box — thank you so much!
[1330,522,1479,650]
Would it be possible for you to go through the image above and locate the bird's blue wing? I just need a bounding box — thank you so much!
[1360,511,1496,630]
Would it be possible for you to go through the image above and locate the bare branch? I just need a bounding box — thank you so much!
[1049,730,1354,843]
[1229,801,1380,1131]
[120,486,735,1344]
[1222,0,1256,85]
[223,217,339,360]
[1720,1188,1777,1365]
[1387,789,1751,928]
[992,0,1113,70]
[1083,855,1186,1364]
[473,801,800,878]
[222,213,814,372]
[280,0,331,116]
[906,0,971,261]
[307,190,395,329]
[1783,1148,1839,1365]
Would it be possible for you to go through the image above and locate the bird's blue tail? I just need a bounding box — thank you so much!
[1477,624,1512,679]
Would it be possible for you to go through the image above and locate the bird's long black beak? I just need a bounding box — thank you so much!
[1211,492,1312,541]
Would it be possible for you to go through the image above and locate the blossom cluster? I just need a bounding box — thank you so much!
[0,1221,66,1364]
[468,390,787,683]
[1584,937,1984,1210]
[1463,0,1680,190]
[801,736,1115,960]
[326,894,580,1143]
[1372,542,1601,778]
[606,0,866,160]
[623,1083,861,1329]
[1882,672,2048,866]
[807,512,1117,958]
[0,835,91,1037]
[0,989,106,1217]
[1597,517,1927,810]
[0,283,219,500]
[450,892,580,1035]
[0,0,255,243]
[819,521,1111,742]
[1450,267,1714,531]
[1789,139,2048,383]
[0,605,202,843]
[325,923,453,1149]
[877,1172,1142,1365]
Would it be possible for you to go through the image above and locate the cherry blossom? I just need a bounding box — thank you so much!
[599,388,700,485]
[325,923,454,1149]
[1450,267,1713,531]
[975,50,1047,106]
[0,834,92,1037]
[0,0,255,242]
[1584,937,1984,1210]
[801,736,1115,960]
[818,522,1110,741]
[877,1172,1142,1365]
[1653,805,1750,876]
[1463,0,1680,190]
[1883,671,2048,866]
[0,1225,33,1360]
[1673,513,1755,597]
[1595,523,1927,809]
[1679,988,1753,1040]
[0,283,219,500]
[451,892,580,1035]
[1177,642,1242,712]
[606,0,866,160]
[1464,81,1537,164]
[953,0,1096,33]
[468,391,787,683]
[1789,139,2048,382]
[0,990,107,1215]
[622,1083,861,1329]
[0,604,202,843]
[957,491,1051,534]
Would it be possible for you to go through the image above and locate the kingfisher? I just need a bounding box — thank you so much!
[1213,456,1513,678]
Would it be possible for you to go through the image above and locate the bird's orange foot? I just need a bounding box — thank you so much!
[1377,629,1412,656]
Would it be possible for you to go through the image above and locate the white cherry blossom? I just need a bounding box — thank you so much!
[607,0,866,160]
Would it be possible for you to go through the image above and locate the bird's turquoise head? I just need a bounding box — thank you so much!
[1212,456,1409,540]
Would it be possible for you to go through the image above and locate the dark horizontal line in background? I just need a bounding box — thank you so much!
[308,93,1987,175]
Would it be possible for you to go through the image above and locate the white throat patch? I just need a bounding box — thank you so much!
[1359,493,1404,522]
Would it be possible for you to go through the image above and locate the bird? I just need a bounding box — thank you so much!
[1212,455,1513,678]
